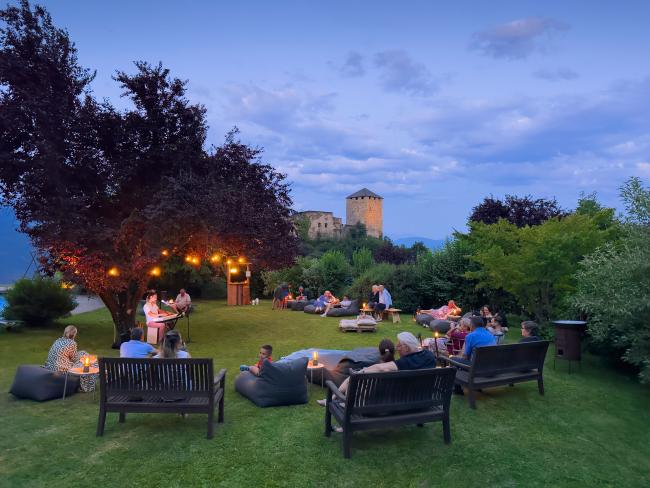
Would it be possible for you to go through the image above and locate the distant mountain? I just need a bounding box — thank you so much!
[392,237,446,250]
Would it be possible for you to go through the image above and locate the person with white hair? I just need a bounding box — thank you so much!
[317,331,437,407]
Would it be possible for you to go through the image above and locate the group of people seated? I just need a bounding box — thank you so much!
[314,291,353,317]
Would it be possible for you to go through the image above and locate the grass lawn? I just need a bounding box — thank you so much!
[1,300,649,488]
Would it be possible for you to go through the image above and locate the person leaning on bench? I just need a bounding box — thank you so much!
[317,332,436,410]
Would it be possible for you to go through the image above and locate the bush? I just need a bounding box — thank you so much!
[3,277,76,326]
[346,262,420,312]
[200,277,227,299]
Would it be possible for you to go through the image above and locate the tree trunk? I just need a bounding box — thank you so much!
[99,283,146,348]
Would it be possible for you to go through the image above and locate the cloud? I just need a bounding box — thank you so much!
[373,50,439,96]
[533,67,579,81]
[339,51,365,78]
[470,17,569,60]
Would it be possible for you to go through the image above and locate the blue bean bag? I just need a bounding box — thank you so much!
[9,365,79,401]
[234,358,309,407]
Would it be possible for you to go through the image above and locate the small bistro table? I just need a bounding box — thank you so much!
[62,366,99,401]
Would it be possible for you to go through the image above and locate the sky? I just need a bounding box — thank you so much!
[2,0,650,280]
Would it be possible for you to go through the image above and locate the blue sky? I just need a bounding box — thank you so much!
[2,0,650,280]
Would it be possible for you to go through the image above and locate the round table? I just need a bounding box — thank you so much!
[63,366,99,401]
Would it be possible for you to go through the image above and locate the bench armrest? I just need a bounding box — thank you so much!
[447,357,471,371]
[214,368,227,387]
[325,380,347,403]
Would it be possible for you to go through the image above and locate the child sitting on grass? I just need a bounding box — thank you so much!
[240,344,273,376]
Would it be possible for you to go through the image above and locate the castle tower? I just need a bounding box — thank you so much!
[346,188,383,238]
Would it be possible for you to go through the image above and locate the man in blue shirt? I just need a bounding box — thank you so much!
[453,316,496,365]
[120,327,158,358]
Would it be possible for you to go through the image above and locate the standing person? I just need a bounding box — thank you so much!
[120,327,159,358]
[172,288,191,314]
[154,330,190,358]
[143,291,174,343]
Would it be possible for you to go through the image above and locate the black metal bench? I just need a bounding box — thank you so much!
[324,367,456,458]
[448,341,550,409]
[97,358,226,439]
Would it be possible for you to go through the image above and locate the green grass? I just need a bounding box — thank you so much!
[1,300,649,488]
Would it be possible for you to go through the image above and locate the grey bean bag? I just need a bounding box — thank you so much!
[416,314,434,326]
[429,319,452,333]
[9,365,79,401]
[326,300,360,317]
[307,347,381,387]
[303,304,317,314]
[291,299,313,311]
[234,358,309,407]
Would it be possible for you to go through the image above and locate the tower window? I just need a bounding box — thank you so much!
[324,223,327,228]
[318,222,321,228]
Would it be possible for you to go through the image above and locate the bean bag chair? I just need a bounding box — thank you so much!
[9,365,79,401]
[234,357,309,407]
[429,319,452,333]
[307,347,381,387]
[326,300,360,317]
[303,304,317,314]
[416,314,434,326]
[291,299,314,311]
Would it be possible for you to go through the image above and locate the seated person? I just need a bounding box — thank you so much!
[120,327,159,358]
[154,330,190,358]
[375,285,392,320]
[339,295,352,308]
[480,305,493,325]
[296,286,307,300]
[170,288,191,314]
[317,334,429,407]
[378,338,395,363]
[143,291,175,342]
[519,321,541,342]
[487,316,507,343]
[446,318,471,355]
[44,325,96,392]
[240,344,273,376]
[315,290,336,314]
[451,316,496,365]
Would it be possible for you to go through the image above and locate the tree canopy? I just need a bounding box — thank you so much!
[469,194,565,227]
[0,1,297,344]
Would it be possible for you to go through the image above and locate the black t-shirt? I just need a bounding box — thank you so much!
[519,336,541,343]
[394,350,437,370]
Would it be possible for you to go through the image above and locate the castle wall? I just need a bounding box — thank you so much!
[294,211,343,239]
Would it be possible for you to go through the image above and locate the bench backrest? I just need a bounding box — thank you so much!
[346,367,456,416]
[470,341,550,376]
[99,358,214,401]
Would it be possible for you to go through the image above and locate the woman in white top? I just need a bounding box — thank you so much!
[154,330,190,359]
[143,291,174,343]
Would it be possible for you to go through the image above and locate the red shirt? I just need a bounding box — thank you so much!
[256,356,273,369]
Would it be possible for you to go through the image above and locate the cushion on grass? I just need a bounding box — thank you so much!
[290,299,313,311]
[303,304,317,314]
[9,365,79,402]
[234,358,309,407]
[416,314,434,326]
[326,300,360,317]
[429,319,452,333]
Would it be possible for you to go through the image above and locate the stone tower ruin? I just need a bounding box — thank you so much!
[346,188,383,238]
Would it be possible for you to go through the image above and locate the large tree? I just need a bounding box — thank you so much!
[469,194,565,227]
[0,1,297,345]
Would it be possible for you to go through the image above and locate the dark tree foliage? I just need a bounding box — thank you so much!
[469,194,565,227]
[0,1,297,345]
[372,239,415,265]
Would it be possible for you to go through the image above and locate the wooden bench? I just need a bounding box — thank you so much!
[97,358,226,439]
[447,341,550,409]
[324,367,456,458]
